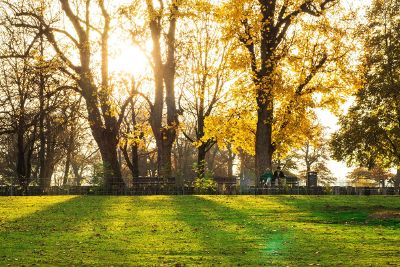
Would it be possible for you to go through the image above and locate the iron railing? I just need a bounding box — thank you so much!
[0,185,399,196]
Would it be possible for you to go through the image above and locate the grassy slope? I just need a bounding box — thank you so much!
[0,195,399,266]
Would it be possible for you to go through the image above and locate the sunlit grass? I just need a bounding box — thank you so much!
[0,196,77,222]
[0,196,399,266]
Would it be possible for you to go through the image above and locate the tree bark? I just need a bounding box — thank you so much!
[96,130,123,189]
[394,168,400,192]
[227,145,235,178]
[63,153,71,186]
[16,122,27,188]
[131,144,139,178]
[38,30,48,190]
[128,102,140,179]
[255,95,274,184]
[121,140,139,179]
[71,160,83,186]
[63,123,75,186]
[146,0,179,178]
[197,144,207,178]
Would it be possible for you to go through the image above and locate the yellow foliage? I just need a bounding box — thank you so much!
[204,0,364,160]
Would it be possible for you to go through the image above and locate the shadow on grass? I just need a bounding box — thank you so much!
[0,196,219,266]
[0,196,138,265]
[275,195,400,227]
[242,196,400,266]
[171,195,294,266]
[2,195,398,266]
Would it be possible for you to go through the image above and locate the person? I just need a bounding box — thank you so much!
[273,166,285,186]
[260,169,273,187]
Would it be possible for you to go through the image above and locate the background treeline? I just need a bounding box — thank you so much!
[0,0,399,191]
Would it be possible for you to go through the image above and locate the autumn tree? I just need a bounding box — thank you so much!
[116,77,150,180]
[220,0,358,185]
[347,166,392,187]
[119,97,144,179]
[6,0,139,190]
[178,2,235,178]
[121,0,181,177]
[293,124,335,185]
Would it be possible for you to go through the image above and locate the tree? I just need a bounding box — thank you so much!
[120,97,143,180]
[331,0,400,189]
[178,2,234,178]
[347,166,391,187]
[8,0,137,190]
[220,0,357,185]
[117,78,150,180]
[121,0,181,177]
[296,125,336,185]
[172,133,197,183]
[0,8,83,190]
[0,55,37,189]
[145,0,180,178]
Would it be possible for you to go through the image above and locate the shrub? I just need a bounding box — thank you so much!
[193,178,217,194]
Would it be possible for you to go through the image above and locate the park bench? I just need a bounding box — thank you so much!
[213,176,238,194]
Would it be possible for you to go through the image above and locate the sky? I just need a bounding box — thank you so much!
[317,105,353,185]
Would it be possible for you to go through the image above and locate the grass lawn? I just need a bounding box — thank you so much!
[0,195,399,266]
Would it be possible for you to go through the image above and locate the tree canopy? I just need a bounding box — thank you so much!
[0,0,392,190]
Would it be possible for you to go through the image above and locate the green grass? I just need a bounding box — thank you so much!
[0,196,399,266]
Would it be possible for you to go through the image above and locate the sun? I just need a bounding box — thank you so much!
[108,36,152,77]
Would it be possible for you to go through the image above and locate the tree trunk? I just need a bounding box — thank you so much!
[40,124,57,190]
[244,1,334,187]
[207,147,218,172]
[394,168,400,192]
[25,134,35,187]
[78,77,125,190]
[130,104,140,178]
[227,145,235,178]
[255,96,274,185]
[131,144,139,178]
[63,149,71,186]
[238,150,245,179]
[63,126,75,186]
[160,14,178,178]
[159,140,173,177]
[38,85,48,189]
[147,1,179,179]
[16,125,27,188]
[306,164,311,173]
[197,145,207,178]
[121,141,139,180]
[98,135,124,191]
[195,81,206,178]
[38,30,49,191]
[71,160,83,186]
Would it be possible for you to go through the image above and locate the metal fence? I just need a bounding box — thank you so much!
[250,186,400,196]
[0,183,399,196]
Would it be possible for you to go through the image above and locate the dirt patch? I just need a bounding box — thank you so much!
[371,205,400,211]
[369,211,400,220]
[370,205,386,210]
[324,205,357,211]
